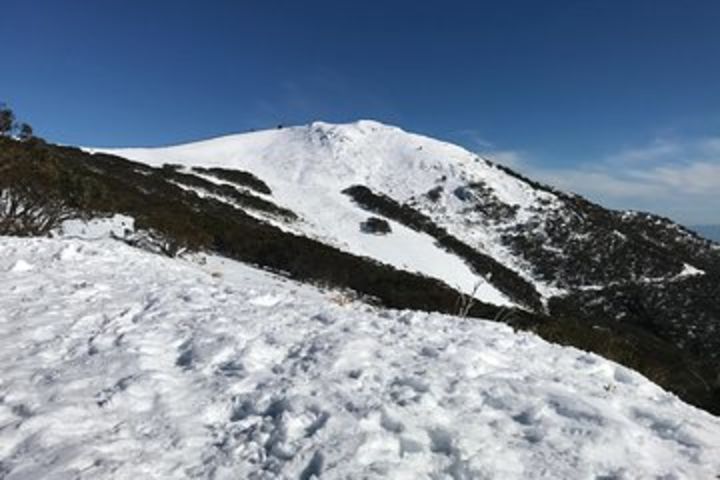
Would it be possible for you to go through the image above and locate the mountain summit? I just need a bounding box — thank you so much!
[93,119,560,306]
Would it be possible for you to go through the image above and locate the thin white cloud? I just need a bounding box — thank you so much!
[483,136,720,225]
[632,162,720,195]
[452,129,496,149]
[604,139,681,164]
[699,138,720,155]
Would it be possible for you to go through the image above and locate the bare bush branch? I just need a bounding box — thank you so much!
[455,281,484,318]
[0,188,75,236]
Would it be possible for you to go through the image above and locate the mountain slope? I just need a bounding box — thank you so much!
[0,137,508,320]
[95,120,549,307]
[2,125,719,413]
[2,235,719,479]
[95,121,720,363]
[96,120,718,291]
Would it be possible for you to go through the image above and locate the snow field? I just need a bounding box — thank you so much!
[1,236,719,479]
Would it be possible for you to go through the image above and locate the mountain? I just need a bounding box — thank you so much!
[2,235,719,478]
[1,121,719,414]
[692,224,720,243]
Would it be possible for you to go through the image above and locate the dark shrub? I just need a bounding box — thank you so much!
[191,166,272,195]
[360,216,391,235]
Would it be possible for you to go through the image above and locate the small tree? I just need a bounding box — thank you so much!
[0,187,74,236]
[18,123,33,141]
[0,103,38,140]
[0,105,15,136]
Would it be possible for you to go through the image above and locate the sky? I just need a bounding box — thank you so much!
[1,0,719,225]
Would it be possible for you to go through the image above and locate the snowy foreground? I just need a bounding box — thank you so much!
[1,237,719,479]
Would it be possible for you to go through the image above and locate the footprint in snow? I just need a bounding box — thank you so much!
[249,294,284,307]
[10,259,34,272]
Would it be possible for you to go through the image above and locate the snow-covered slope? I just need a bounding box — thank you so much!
[1,235,719,479]
[92,120,556,305]
[87,121,720,372]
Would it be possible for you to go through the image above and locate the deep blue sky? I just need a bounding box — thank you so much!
[2,1,720,223]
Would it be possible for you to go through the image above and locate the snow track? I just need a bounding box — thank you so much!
[1,237,719,479]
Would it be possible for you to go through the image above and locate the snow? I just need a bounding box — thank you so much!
[676,262,705,278]
[56,214,135,240]
[9,259,34,272]
[577,261,706,291]
[87,120,565,305]
[1,235,719,479]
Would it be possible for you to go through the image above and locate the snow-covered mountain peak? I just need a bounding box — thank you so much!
[87,121,562,305]
[86,120,719,324]
[93,119,537,203]
[308,118,401,136]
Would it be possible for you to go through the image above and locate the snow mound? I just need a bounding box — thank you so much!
[1,236,719,479]
[8,259,34,272]
[56,214,135,240]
